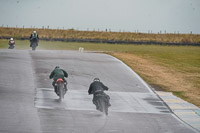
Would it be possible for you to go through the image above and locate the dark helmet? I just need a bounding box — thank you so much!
[93,78,100,82]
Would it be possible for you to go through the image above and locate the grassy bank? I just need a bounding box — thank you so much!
[0,39,200,106]
[1,27,200,44]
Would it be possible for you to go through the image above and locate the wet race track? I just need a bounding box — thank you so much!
[0,49,197,133]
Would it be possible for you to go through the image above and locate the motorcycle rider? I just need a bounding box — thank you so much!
[8,38,15,48]
[49,66,68,95]
[88,78,111,110]
[29,30,39,47]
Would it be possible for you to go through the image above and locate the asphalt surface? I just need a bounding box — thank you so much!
[0,49,198,133]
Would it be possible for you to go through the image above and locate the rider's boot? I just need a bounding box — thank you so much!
[54,86,59,96]
[95,103,100,110]
[64,82,67,92]
[108,102,111,107]
[105,94,111,107]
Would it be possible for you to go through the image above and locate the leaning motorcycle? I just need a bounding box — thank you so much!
[55,78,67,101]
[93,92,110,115]
[30,38,38,51]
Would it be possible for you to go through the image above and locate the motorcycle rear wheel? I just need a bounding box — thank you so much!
[100,99,108,115]
[96,96,108,115]
[58,86,64,101]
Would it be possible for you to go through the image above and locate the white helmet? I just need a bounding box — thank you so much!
[33,31,36,33]
[10,38,13,41]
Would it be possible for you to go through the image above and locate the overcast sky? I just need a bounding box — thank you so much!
[0,0,200,34]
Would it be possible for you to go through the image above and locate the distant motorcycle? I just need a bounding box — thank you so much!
[30,38,38,51]
[8,40,15,49]
[55,78,67,101]
[93,92,110,115]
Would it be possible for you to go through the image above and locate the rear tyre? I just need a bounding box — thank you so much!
[103,101,108,115]
[99,97,108,115]
[58,86,64,101]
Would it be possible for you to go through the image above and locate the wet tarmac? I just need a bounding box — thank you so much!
[0,49,198,133]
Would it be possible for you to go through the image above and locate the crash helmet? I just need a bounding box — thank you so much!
[33,31,36,33]
[93,78,100,82]
[10,38,14,41]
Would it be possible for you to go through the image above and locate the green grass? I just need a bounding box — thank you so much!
[172,91,188,99]
[0,39,30,49]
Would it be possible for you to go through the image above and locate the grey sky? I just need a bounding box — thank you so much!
[0,0,200,34]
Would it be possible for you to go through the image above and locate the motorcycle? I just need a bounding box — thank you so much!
[30,38,38,51]
[8,41,15,49]
[55,78,67,101]
[93,92,110,115]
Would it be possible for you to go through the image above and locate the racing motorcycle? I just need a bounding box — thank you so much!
[8,40,15,49]
[55,78,67,101]
[30,38,38,51]
[93,92,110,115]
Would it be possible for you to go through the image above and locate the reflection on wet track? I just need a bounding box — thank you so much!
[35,88,171,114]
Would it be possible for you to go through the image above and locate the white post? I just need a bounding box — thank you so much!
[79,47,84,52]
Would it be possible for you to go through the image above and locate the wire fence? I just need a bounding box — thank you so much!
[1,24,195,35]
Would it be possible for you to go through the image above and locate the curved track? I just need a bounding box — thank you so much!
[0,50,197,133]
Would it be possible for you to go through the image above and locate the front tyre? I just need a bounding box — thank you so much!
[31,42,37,51]
[32,45,36,51]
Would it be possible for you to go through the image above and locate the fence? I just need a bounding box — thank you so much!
[0,24,195,35]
